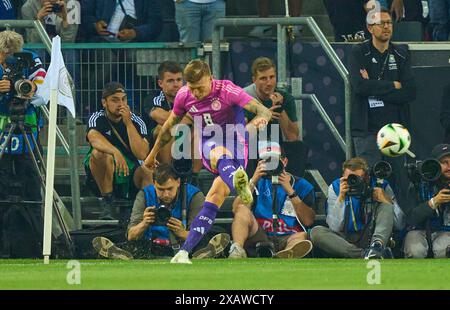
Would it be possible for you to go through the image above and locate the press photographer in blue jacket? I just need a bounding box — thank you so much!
[310,157,405,259]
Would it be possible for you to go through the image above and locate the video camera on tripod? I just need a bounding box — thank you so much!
[4,52,34,101]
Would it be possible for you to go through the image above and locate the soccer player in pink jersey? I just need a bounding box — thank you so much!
[144,60,271,263]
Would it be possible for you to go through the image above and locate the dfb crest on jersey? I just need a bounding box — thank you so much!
[211,98,221,111]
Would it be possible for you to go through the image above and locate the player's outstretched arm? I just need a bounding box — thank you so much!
[243,99,272,129]
[144,111,183,168]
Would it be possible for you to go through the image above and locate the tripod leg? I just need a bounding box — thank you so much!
[29,132,46,172]
[20,125,74,256]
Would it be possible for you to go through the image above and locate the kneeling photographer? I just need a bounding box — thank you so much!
[229,143,316,259]
[310,157,405,259]
[92,162,230,259]
[0,30,47,201]
[403,144,450,258]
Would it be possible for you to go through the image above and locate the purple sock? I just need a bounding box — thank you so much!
[217,158,238,191]
[181,202,219,253]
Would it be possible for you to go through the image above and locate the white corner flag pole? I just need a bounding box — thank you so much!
[43,89,58,264]
[41,36,69,264]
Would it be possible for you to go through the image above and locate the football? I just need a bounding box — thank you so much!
[377,123,411,157]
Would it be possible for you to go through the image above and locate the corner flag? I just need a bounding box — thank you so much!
[37,36,75,117]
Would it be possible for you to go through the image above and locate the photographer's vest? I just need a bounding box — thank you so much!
[330,177,389,233]
[254,177,314,236]
[0,49,43,154]
[142,184,200,244]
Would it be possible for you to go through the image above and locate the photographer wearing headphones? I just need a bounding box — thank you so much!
[92,163,230,259]
[403,144,450,258]
[310,157,405,259]
[229,142,316,259]
[0,30,47,201]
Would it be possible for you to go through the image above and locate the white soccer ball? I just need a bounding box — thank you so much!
[376,123,411,157]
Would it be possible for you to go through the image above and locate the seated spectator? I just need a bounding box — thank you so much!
[92,163,231,259]
[310,157,405,259]
[249,0,303,38]
[429,0,450,40]
[142,61,202,171]
[403,144,450,258]
[81,0,162,42]
[244,57,308,177]
[84,82,153,220]
[175,0,225,43]
[244,57,299,143]
[228,143,315,259]
[143,61,183,162]
[21,0,78,43]
[440,84,450,143]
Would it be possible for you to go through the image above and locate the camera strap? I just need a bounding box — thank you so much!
[105,117,131,153]
[271,183,279,232]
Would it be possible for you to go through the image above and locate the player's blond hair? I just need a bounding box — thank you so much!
[251,57,276,78]
[183,59,211,83]
[0,30,24,54]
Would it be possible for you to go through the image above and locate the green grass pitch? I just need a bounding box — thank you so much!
[0,259,449,290]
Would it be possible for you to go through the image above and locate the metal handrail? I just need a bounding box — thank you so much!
[212,17,352,159]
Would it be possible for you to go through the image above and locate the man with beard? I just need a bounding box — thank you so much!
[84,82,153,220]
[348,7,416,204]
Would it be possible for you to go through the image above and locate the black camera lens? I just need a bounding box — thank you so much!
[154,206,171,226]
[347,174,359,186]
[17,81,32,95]
[172,158,192,177]
[373,161,392,179]
[52,4,62,13]
[346,174,369,198]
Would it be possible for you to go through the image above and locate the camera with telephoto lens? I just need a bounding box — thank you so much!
[153,205,171,226]
[4,52,34,101]
[346,174,371,198]
[51,3,62,13]
[405,158,442,183]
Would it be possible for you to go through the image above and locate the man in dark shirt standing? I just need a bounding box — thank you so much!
[85,82,153,220]
[348,7,416,203]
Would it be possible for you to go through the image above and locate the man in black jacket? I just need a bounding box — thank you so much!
[440,84,450,143]
[403,144,450,258]
[348,7,416,203]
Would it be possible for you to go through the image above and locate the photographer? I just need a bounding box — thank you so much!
[92,164,230,259]
[0,30,47,201]
[403,144,450,258]
[310,157,405,259]
[21,0,78,43]
[229,144,315,259]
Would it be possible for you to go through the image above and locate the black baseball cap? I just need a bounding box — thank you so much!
[102,82,126,99]
[431,144,450,160]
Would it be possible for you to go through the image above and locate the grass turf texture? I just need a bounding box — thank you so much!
[0,259,449,290]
